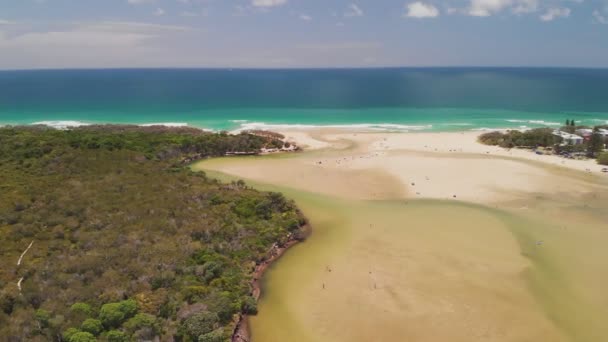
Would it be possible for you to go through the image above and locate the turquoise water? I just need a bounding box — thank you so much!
[0,68,607,131]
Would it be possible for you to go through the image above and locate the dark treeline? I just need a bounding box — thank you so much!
[0,126,307,341]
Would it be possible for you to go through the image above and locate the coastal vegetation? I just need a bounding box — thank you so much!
[598,152,608,165]
[0,125,306,341]
[477,128,559,148]
[478,125,608,164]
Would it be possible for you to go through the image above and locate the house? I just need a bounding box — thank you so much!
[575,128,593,142]
[575,128,593,136]
[553,130,584,145]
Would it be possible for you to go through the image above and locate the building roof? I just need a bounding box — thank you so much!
[553,130,583,140]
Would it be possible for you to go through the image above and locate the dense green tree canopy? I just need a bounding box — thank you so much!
[0,126,306,341]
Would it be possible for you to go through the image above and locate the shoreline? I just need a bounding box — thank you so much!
[278,129,607,174]
[198,130,608,342]
[232,225,310,342]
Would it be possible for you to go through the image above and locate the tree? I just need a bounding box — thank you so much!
[68,331,97,342]
[81,318,103,336]
[99,303,124,328]
[35,309,51,329]
[118,299,138,318]
[63,328,81,341]
[565,119,571,126]
[241,296,258,315]
[70,302,93,325]
[99,300,138,328]
[106,330,128,342]
[182,311,219,340]
[70,303,92,316]
[123,313,158,333]
[587,128,604,157]
[198,328,225,342]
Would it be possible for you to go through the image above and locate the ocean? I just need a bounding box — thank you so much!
[0,68,607,132]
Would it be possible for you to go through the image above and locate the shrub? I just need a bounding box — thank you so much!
[35,309,51,328]
[81,318,103,336]
[241,296,257,315]
[124,313,158,333]
[70,302,92,316]
[99,303,124,328]
[478,128,558,148]
[198,328,225,342]
[99,299,138,328]
[68,331,97,342]
[118,299,138,318]
[182,311,219,339]
[106,330,128,342]
[182,286,209,303]
[62,328,81,341]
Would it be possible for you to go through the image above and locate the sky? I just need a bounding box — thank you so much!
[0,0,607,69]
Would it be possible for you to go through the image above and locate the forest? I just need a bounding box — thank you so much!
[0,125,307,341]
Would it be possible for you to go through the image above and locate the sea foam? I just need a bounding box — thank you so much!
[505,119,560,126]
[234,122,433,132]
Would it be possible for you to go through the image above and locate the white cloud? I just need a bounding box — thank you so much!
[465,0,542,16]
[127,0,156,4]
[512,0,538,14]
[336,22,345,26]
[540,7,570,21]
[344,4,364,17]
[154,8,165,16]
[251,0,287,7]
[299,14,312,21]
[467,0,512,16]
[593,10,608,23]
[405,2,440,18]
[0,21,201,69]
[0,19,16,25]
[0,21,190,49]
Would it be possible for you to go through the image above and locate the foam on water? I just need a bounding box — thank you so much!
[505,119,561,126]
[235,122,433,132]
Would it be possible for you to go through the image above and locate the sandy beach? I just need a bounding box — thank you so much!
[194,129,608,342]
[218,129,607,204]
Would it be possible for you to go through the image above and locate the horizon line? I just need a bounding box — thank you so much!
[2,65,608,72]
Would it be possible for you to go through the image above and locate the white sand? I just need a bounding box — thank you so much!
[197,130,608,342]
[280,131,331,150]
[271,130,607,204]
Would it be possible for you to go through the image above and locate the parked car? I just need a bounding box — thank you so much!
[602,168,608,173]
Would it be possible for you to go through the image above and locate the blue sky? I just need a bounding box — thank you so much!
[0,0,606,69]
